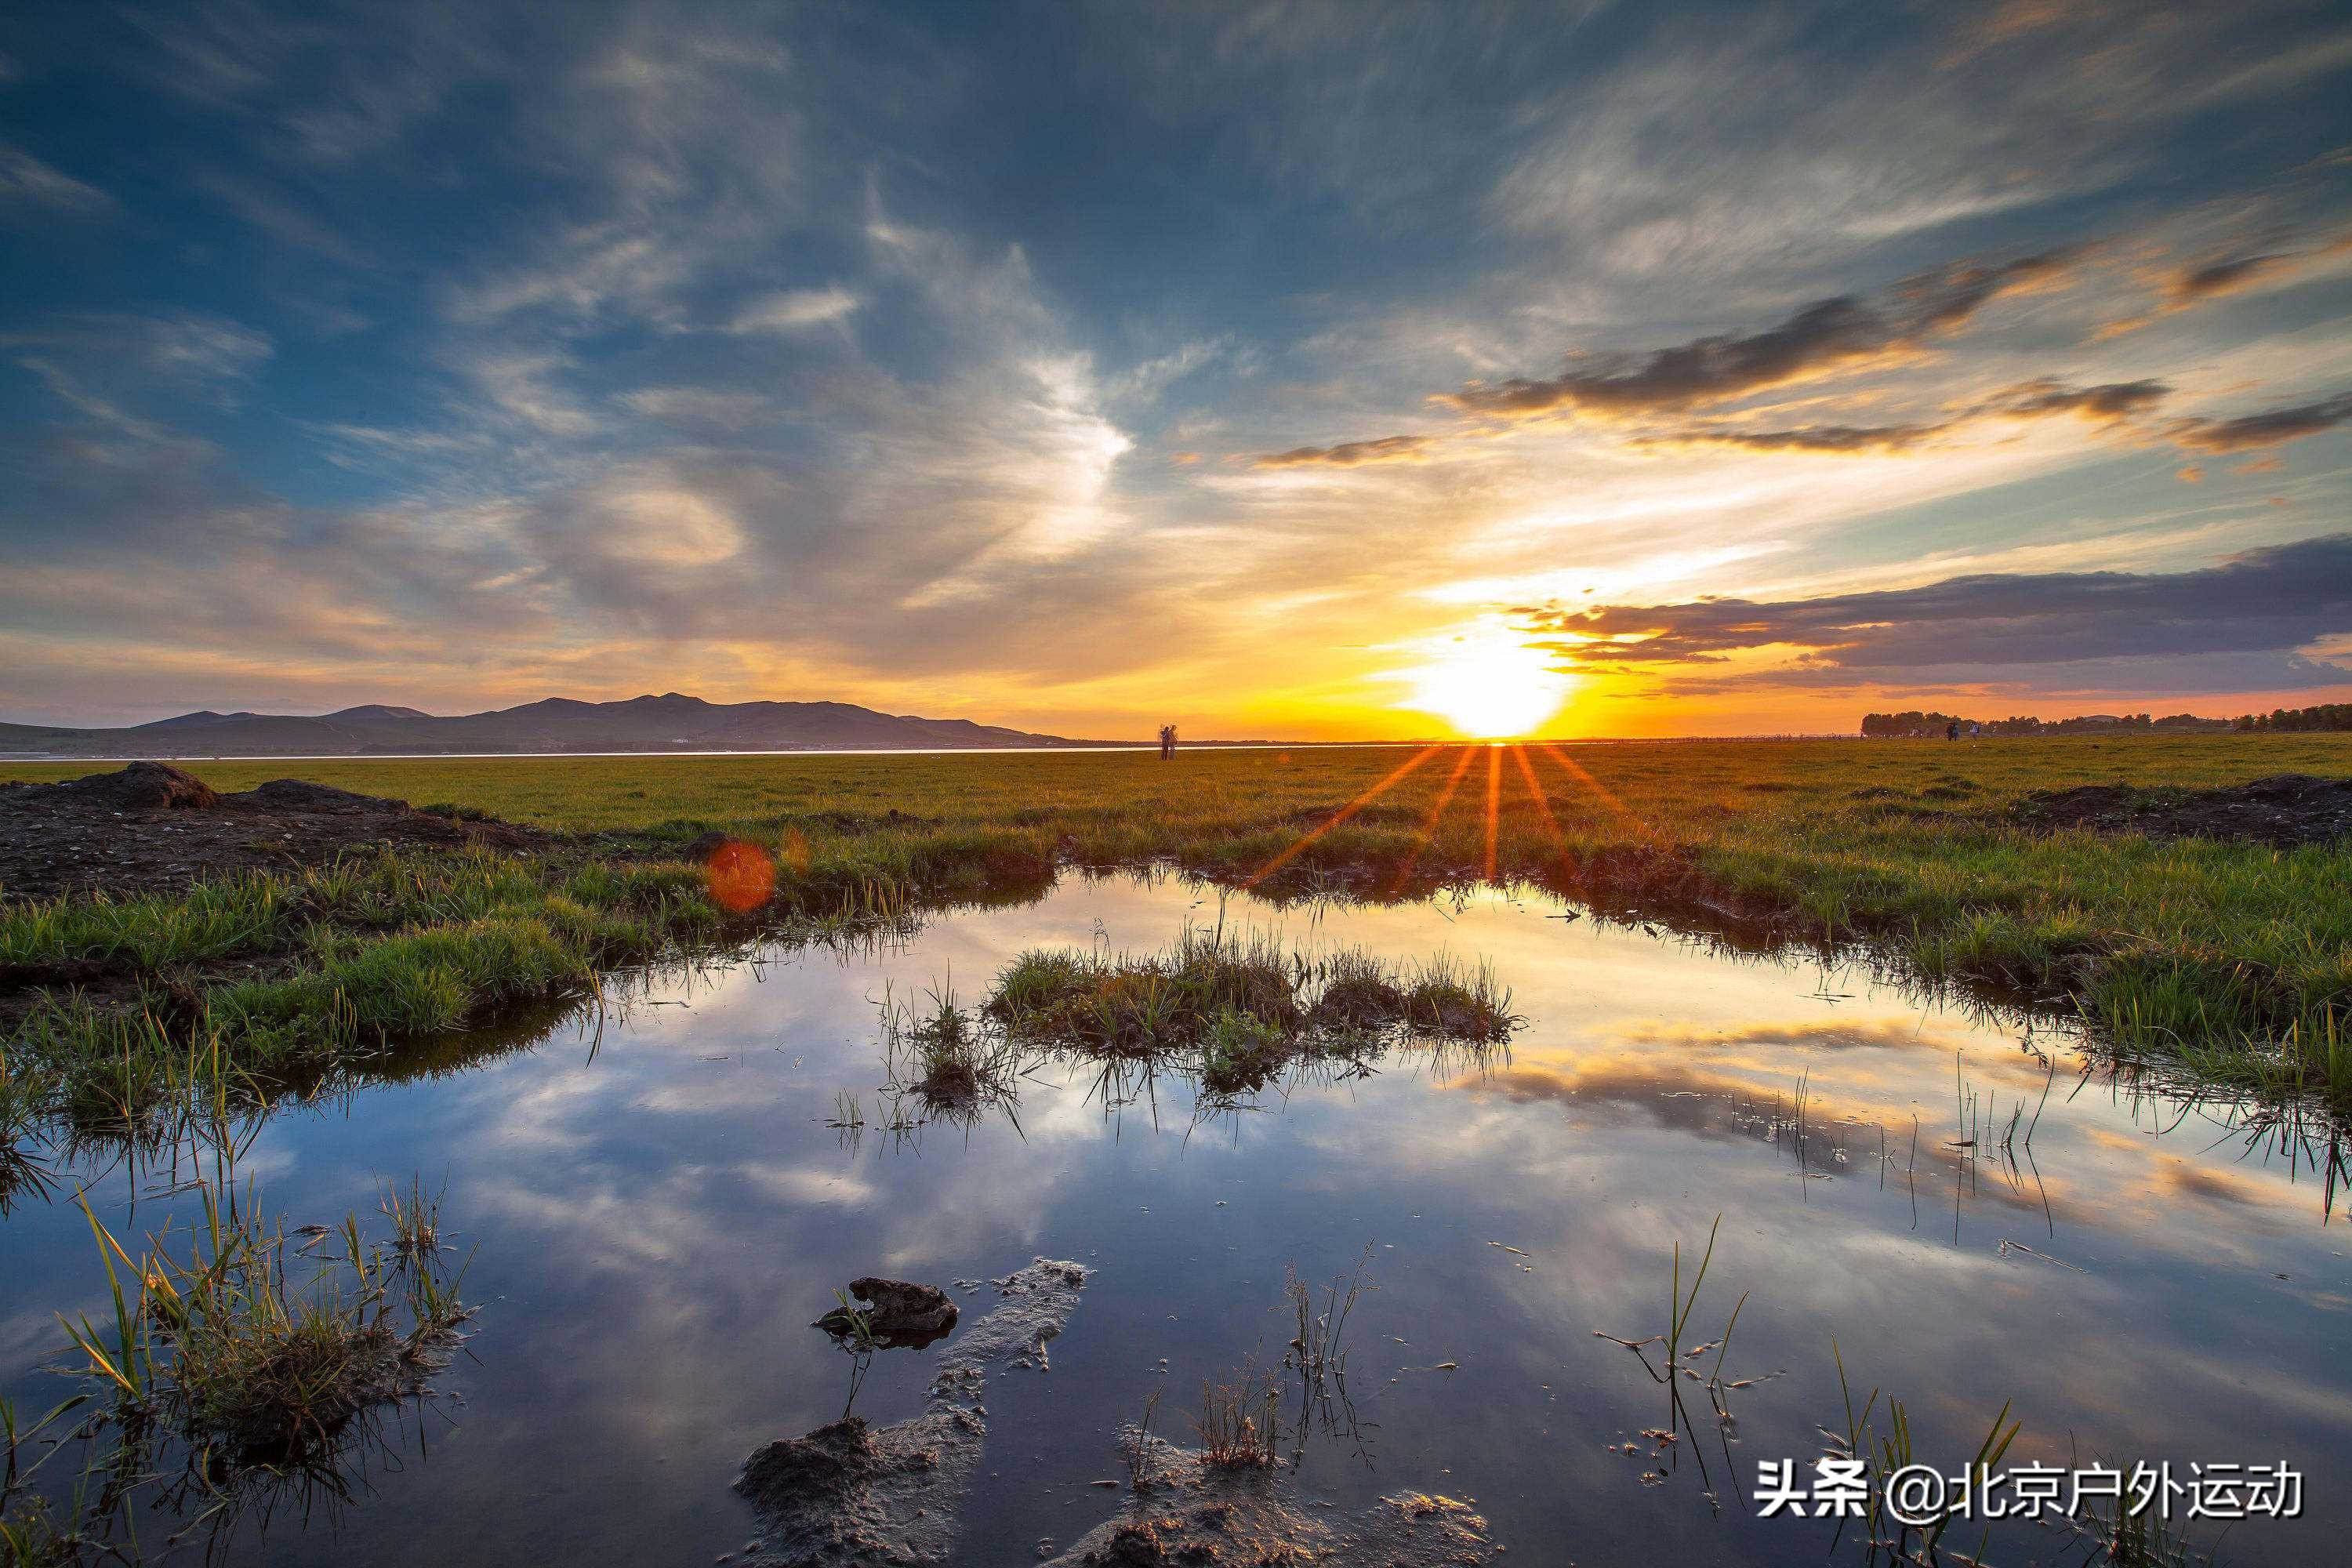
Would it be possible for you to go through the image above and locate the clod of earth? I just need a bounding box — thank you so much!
[1042,1437,1501,1566]
[815,1277,960,1349]
[736,1258,1090,1568]
[2016,773,2352,849]
[0,762,543,902]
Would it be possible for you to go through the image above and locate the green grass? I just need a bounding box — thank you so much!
[10,1123,476,1559]
[3,735,2350,1102]
[975,930,1514,1107]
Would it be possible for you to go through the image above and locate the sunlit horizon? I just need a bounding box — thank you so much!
[1,2,2347,739]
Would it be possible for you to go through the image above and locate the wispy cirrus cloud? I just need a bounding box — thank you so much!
[724,286,858,335]
[0,143,111,211]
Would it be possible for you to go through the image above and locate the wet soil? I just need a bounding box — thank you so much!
[0,762,547,903]
[2016,772,2352,849]
[814,1278,960,1350]
[1044,1440,1497,1567]
[735,1258,1091,1567]
[735,1258,1502,1568]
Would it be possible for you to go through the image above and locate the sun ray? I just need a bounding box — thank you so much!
[1481,745,1501,883]
[1243,746,1438,891]
[1508,743,1566,850]
[1387,746,1479,895]
[1539,742,1653,837]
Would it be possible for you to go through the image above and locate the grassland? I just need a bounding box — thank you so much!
[4,735,2350,1107]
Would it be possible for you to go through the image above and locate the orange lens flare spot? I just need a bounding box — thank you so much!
[704,838,777,913]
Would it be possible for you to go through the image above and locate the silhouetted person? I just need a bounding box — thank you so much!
[1159,724,1178,760]
[1945,720,1959,742]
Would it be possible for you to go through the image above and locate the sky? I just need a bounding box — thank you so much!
[2,0,2349,742]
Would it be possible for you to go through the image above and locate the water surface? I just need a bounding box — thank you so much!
[5,875,2345,1564]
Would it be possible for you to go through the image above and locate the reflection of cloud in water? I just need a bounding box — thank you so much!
[11,873,2351,1566]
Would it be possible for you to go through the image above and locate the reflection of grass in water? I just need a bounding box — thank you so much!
[989,927,1516,1070]
[0,1042,57,1213]
[1598,1214,1751,1502]
[877,980,1030,1131]
[909,927,1519,1127]
[1398,954,1515,1044]
[1193,1359,1281,1468]
[1,850,935,1177]
[8,732,2352,1102]
[9,1120,477,1561]
[1830,1341,2019,1565]
[1120,1388,1164,1491]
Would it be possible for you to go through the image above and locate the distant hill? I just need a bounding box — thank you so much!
[0,693,1120,758]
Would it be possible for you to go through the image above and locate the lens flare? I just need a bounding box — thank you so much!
[703,837,777,913]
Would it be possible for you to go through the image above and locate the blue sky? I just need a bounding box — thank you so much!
[2,0,2348,737]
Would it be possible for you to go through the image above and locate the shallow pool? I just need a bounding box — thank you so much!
[4,874,2345,1565]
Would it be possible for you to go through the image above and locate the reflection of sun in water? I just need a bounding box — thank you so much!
[1403,626,1573,738]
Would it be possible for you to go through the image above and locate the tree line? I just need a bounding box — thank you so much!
[1861,704,2352,736]
[1860,711,2225,737]
[2232,702,2352,731]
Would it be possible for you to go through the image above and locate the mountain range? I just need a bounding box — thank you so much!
[0,694,1112,758]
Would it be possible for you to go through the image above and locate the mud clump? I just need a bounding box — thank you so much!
[735,1258,1090,1568]
[815,1277,960,1349]
[1308,975,1409,1033]
[0,762,546,902]
[1044,1439,1500,1567]
[21,760,220,811]
[2017,774,2352,850]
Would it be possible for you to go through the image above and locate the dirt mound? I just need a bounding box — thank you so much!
[4,760,222,811]
[0,764,546,902]
[234,778,394,812]
[2017,773,2352,849]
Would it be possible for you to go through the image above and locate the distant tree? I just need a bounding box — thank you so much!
[1865,706,2246,735]
[2235,702,2352,732]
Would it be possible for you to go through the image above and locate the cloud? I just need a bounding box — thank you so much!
[725,286,858,334]
[2093,231,2352,337]
[4,311,273,385]
[2166,250,2297,304]
[1638,379,2170,457]
[616,386,775,430]
[1252,434,1430,467]
[2169,391,2352,454]
[0,144,112,211]
[1523,534,2352,677]
[1639,423,1944,455]
[1432,251,2071,421]
[1980,378,2169,421]
[459,350,600,436]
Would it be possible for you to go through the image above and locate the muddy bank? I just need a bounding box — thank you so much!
[734,1255,1504,1568]
[1043,1437,1499,1567]
[0,762,545,903]
[2016,772,2352,849]
[734,1258,1091,1568]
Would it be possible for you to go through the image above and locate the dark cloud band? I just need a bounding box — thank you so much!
[1523,534,2352,675]
[1434,250,2073,420]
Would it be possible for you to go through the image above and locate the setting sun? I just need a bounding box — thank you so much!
[1401,627,1574,738]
